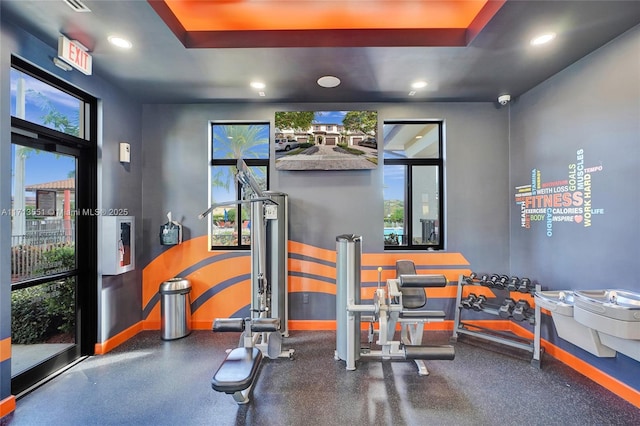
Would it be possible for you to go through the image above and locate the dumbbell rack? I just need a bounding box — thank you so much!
[451,274,542,368]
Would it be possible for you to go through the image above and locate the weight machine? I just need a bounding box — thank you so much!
[200,159,292,404]
[335,235,455,376]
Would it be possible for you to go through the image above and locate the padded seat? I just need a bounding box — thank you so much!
[211,347,262,393]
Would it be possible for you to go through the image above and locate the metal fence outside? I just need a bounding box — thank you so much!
[11,228,74,283]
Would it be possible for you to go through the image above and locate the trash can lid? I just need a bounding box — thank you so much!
[336,234,362,242]
[159,278,191,292]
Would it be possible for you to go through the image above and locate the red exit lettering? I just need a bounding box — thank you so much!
[67,43,89,69]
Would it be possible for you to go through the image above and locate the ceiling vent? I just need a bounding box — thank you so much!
[63,0,91,13]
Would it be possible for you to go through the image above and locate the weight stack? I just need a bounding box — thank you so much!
[335,234,362,364]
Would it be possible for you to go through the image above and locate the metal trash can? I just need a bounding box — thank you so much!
[159,278,192,340]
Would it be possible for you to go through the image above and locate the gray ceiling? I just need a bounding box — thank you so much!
[2,0,640,104]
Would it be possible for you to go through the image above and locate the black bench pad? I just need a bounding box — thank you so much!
[251,317,280,332]
[212,318,245,332]
[399,274,447,288]
[211,347,262,393]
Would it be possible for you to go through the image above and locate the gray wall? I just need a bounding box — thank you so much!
[509,25,640,391]
[0,19,144,363]
[141,103,510,270]
[97,91,144,342]
[509,25,640,288]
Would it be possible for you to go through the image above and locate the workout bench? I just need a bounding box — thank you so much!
[211,317,280,404]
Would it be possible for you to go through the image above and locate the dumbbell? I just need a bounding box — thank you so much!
[487,274,500,288]
[495,275,509,289]
[461,293,478,309]
[479,274,489,286]
[498,298,516,318]
[464,272,477,284]
[471,295,488,311]
[512,300,533,321]
[507,276,520,292]
[518,277,532,293]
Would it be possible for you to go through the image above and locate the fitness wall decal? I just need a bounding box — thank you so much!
[514,148,604,237]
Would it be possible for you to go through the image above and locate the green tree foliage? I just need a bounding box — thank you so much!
[213,124,267,159]
[275,111,315,131]
[28,89,80,136]
[211,125,267,196]
[11,245,76,343]
[342,111,378,136]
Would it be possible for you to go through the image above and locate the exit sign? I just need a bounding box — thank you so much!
[57,35,92,75]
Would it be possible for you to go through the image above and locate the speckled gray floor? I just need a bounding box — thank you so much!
[3,330,639,426]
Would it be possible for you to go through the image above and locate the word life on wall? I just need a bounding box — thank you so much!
[514,149,603,237]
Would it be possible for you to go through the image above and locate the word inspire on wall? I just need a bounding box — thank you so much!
[514,149,603,237]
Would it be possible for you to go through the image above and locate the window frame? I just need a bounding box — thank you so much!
[208,121,270,251]
[10,57,88,140]
[383,120,445,251]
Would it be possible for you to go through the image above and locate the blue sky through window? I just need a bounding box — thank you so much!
[10,68,81,135]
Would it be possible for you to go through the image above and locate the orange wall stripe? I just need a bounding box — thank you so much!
[0,338,10,363]
[364,252,470,267]
[1,396,16,419]
[192,280,251,323]
[95,322,143,355]
[289,320,336,331]
[457,319,512,331]
[508,324,640,408]
[143,318,160,330]
[504,322,639,409]
[289,258,336,278]
[543,343,640,409]
[142,235,212,306]
[289,241,336,262]
[183,256,250,300]
[289,276,336,295]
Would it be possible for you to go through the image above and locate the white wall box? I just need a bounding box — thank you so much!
[102,216,135,275]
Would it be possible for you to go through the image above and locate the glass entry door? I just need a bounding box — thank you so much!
[10,138,82,395]
[9,57,98,396]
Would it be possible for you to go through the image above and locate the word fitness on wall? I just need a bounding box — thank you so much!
[514,148,604,237]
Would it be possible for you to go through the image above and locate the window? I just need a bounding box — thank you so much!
[209,122,269,249]
[10,67,85,138]
[383,121,444,250]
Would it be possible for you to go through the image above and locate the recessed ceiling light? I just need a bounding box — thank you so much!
[317,75,341,88]
[258,91,266,97]
[108,36,132,49]
[530,33,556,46]
[411,81,428,89]
[250,81,266,89]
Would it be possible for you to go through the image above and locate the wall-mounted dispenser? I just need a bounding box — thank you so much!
[119,142,130,163]
[160,211,182,246]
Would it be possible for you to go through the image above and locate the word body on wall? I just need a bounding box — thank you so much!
[514,149,603,237]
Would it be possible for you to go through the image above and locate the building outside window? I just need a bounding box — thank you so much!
[383,121,444,250]
[209,122,269,249]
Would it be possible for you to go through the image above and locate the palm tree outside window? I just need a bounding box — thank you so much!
[209,122,269,249]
